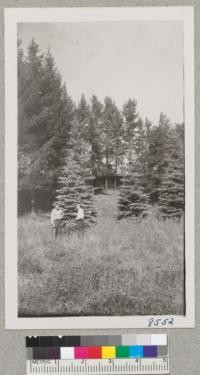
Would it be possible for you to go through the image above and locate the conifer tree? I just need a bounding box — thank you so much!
[18,41,74,212]
[111,106,124,177]
[88,95,104,176]
[54,121,96,226]
[118,159,149,219]
[158,155,184,219]
[122,99,138,162]
[102,97,116,168]
[76,94,91,141]
[135,117,146,158]
[146,113,173,203]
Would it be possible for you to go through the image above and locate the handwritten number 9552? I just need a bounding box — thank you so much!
[148,317,174,328]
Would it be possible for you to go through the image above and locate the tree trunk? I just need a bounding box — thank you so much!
[115,151,118,176]
[31,190,36,215]
[105,177,108,192]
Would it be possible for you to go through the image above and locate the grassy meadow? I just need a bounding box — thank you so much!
[18,191,185,317]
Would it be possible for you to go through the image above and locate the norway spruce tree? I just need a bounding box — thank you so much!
[118,159,149,219]
[158,156,184,219]
[18,40,74,213]
[54,121,96,227]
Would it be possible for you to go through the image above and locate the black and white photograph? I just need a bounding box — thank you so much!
[5,7,194,328]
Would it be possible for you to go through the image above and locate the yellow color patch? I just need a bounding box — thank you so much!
[102,346,116,359]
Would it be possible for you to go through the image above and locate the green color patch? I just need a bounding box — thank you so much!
[116,346,130,358]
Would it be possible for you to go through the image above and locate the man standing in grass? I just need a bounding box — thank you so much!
[51,205,64,239]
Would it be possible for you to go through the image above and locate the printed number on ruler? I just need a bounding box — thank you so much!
[27,358,169,374]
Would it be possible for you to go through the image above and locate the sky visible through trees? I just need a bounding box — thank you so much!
[18,21,184,125]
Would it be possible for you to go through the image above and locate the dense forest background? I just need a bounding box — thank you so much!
[18,39,184,221]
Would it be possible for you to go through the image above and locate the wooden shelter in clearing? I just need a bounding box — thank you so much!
[94,163,122,192]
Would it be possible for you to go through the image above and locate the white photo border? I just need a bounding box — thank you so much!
[5,7,195,329]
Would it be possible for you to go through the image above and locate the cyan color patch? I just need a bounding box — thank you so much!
[129,346,143,358]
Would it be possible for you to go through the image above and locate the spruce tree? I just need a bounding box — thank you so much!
[158,156,184,219]
[118,160,149,219]
[54,122,96,227]
[18,41,74,212]
[146,113,173,203]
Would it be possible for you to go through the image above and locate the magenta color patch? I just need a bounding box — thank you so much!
[74,347,88,359]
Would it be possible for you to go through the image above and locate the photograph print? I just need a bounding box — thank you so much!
[5,7,195,328]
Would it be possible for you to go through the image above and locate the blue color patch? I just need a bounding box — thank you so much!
[143,346,157,358]
[129,346,143,358]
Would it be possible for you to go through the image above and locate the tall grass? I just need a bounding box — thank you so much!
[18,195,184,317]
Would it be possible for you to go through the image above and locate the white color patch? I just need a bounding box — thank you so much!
[61,347,74,360]
[151,335,167,346]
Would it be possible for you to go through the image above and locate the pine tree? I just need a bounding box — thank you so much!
[54,121,96,226]
[158,156,184,219]
[118,159,149,219]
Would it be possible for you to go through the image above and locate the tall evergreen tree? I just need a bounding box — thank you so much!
[144,117,152,151]
[118,159,149,219]
[18,39,44,153]
[102,97,115,168]
[122,99,138,162]
[158,156,184,219]
[146,113,173,202]
[76,94,90,141]
[54,121,96,226]
[135,117,146,158]
[110,106,124,176]
[88,95,104,176]
[18,41,73,213]
[101,97,124,188]
[158,123,184,219]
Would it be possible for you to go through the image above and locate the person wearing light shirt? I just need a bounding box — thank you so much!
[51,205,64,239]
[76,204,84,221]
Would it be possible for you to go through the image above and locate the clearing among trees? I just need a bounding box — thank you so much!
[18,190,184,317]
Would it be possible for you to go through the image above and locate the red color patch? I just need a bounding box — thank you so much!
[88,346,102,359]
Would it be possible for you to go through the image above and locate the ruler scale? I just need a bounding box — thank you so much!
[26,335,169,375]
[27,359,169,374]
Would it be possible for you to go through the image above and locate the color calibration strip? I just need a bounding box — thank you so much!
[26,335,168,360]
[26,335,169,374]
